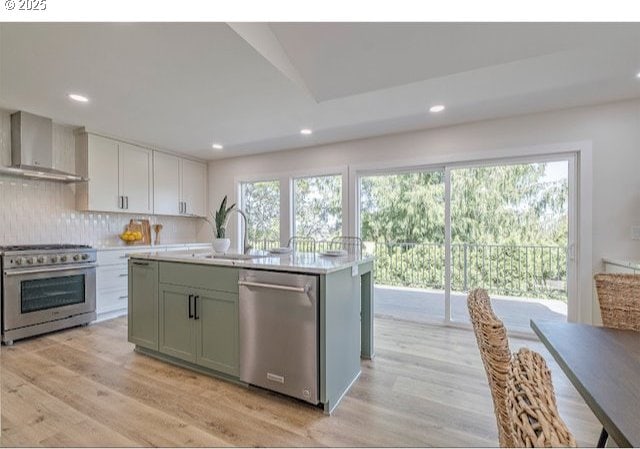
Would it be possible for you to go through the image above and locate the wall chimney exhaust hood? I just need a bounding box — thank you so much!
[0,111,87,183]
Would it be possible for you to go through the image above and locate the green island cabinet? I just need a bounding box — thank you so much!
[158,262,239,376]
[128,257,375,414]
[129,260,240,377]
[128,259,159,350]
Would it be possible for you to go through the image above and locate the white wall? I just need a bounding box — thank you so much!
[0,110,205,247]
[207,98,640,324]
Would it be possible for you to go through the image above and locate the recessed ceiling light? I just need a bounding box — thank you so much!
[429,104,445,113]
[300,128,313,135]
[212,143,223,150]
[68,93,89,103]
[636,72,640,79]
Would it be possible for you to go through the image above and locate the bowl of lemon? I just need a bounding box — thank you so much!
[120,230,143,245]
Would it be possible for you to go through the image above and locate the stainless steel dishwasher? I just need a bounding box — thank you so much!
[238,269,319,404]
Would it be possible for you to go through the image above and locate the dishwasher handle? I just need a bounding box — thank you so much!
[238,280,310,294]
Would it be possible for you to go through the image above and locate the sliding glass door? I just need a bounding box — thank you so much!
[359,169,445,322]
[448,160,570,332]
[357,156,574,332]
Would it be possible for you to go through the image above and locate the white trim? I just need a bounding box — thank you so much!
[576,142,593,324]
[566,154,579,323]
[444,167,452,324]
[350,140,592,174]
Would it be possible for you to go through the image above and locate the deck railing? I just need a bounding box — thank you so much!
[249,239,567,301]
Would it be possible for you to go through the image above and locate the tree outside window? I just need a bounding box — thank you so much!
[294,175,342,241]
[241,180,280,245]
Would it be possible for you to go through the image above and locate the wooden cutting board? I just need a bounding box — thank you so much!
[126,219,152,245]
[139,219,152,245]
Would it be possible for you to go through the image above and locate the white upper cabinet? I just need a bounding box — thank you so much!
[181,159,207,217]
[76,133,153,214]
[77,133,206,217]
[153,152,181,216]
[153,151,207,218]
[119,142,153,214]
[76,134,121,212]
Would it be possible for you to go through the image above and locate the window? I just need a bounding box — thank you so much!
[240,180,280,248]
[293,174,342,241]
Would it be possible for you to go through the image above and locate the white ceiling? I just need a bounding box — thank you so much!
[1,22,640,160]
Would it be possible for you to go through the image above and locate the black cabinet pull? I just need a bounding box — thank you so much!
[194,295,199,320]
[188,294,194,318]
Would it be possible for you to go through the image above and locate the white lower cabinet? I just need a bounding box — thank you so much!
[96,244,210,320]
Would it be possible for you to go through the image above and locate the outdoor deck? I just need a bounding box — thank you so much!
[375,285,568,332]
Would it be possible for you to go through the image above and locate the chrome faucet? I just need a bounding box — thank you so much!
[231,209,252,254]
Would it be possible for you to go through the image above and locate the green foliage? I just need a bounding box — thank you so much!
[360,163,569,300]
[211,195,235,239]
[241,180,280,243]
[294,175,342,240]
[361,171,445,245]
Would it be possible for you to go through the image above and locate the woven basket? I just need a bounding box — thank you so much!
[594,273,640,331]
[506,348,576,448]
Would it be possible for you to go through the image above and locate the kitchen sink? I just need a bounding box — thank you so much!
[200,252,270,260]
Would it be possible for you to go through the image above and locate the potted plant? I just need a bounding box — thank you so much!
[208,195,235,253]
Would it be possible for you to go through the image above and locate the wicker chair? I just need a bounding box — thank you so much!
[287,236,316,253]
[506,348,576,448]
[467,288,513,448]
[330,236,363,258]
[594,273,640,332]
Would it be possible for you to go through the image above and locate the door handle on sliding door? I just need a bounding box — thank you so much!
[188,294,194,318]
[194,296,199,320]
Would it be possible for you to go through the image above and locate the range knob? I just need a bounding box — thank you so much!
[50,255,59,263]
[26,257,34,264]
[15,258,24,266]
[37,256,45,263]
[81,254,89,260]
[60,255,67,262]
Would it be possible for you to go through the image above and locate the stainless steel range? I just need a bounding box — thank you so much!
[1,244,97,345]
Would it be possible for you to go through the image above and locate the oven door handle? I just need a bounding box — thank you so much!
[4,263,98,276]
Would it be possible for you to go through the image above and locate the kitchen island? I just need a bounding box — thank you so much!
[127,249,374,414]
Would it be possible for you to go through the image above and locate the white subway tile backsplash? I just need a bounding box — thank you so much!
[0,174,203,246]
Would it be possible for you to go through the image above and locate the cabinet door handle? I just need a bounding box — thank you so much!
[118,196,123,209]
[194,295,199,320]
[132,261,149,266]
[188,294,194,319]
[125,196,129,209]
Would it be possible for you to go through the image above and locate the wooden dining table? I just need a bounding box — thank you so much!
[531,320,640,448]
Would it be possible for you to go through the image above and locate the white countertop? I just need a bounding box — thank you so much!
[602,258,640,270]
[96,242,211,251]
[129,249,374,274]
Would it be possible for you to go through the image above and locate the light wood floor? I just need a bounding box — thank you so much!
[0,316,600,447]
